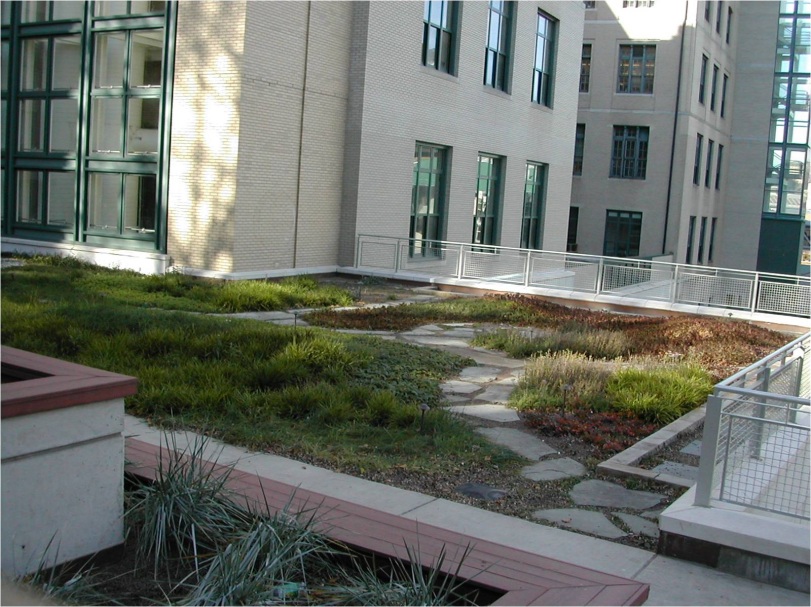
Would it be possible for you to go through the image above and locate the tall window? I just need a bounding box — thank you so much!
[699,55,708,103]
[484,1,513,92]
[532,11,556,106]
[521,162,547,249]
[726,7,732,43]
[715,144,723,189]
[705,139,714,187]
[720,74,728,117]
[573,123,585,175]
[567,207,579,252]
[693,134,703,185]
[422,1,456,74]
[697,216,707,263]
[604,210,642,257]
[686,215,696,263]
[764,2,809,216]
[4,0,172,250]
[708,217,717,262]
[710,64,719,110]
[622,1,654,7]
[410,143,447,257]
[704,1,711,22]
[716,0,723,33]
[617,44,655,94]
[579,43,591,93]
[583,1,596,8]
[472,154,502,246]
[610,126,648,179]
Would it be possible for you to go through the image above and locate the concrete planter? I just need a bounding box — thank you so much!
[1,347,137,576]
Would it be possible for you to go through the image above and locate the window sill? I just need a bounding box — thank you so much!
[481,86,512,101]
[418,65,459,83]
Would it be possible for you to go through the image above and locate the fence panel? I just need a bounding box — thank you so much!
[528,254,600,292]
[462,249,527,283]
[757,280,811,317]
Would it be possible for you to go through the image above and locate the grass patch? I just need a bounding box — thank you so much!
[471,326,631,359]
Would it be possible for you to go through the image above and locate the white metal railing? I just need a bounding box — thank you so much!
[355,235,811,319]
[695,333,811,520]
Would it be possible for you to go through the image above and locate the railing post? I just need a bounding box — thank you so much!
[355,235,362,268]
[595,257,605,294]
[695,393,724,507]
[750,272,760,313]
[456,244,465,279]
[524,252,532,287]
[670,264,680,303]
[751,367,770,458]
[394,239,402,273]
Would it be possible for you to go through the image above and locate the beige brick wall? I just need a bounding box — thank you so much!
[340,0,584,265]
[167,0,247,273]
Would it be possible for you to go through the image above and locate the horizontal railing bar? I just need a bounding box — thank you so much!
[717,333,810,388]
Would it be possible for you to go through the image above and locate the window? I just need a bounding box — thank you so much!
[604,210,642,257]
[716,0,723,33]
[583,1,596,8]
[532,11,556,106]
[521,162,547,249]
[697,216,707,263]
[573,123,585,175]
[610,125,648,179]
[704,1,711,22]
[579,43,591,93]
[622,1,654,7]
[698,55,708,103]
[726,7,732,43]
[708,217,717,262]
[705,139,714,187]
[720,74,728,117]
[715,144,723,189]
[693,134,703,185]
[410,143,447,257]
[484,1,513,92]
[567,207,579,252]
[472,154,502,246]
[710,64,719,110]
[422,1,457,74]
[686,215,696,264]
[617,44,655,94]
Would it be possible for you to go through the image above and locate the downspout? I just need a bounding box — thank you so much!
[662,2,689,255]
[292,0,312,268]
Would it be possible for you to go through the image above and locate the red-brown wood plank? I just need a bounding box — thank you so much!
[125,438,649,606]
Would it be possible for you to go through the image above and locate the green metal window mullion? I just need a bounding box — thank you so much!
[76,0,93,241]
[156,0,177,253]
[1,9,17,234]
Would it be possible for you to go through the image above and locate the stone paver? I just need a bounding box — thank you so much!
[456,482,508,501]
[444,328,477,339]
[440,380,481,395]
[472,384,515,404]
[446,404,520,423]
[570,480,666,510]
[613,512,660,539]
[652,461,699,481]
[403,336,471,348]
[680,439,703,457]
[476,427,557,460]
[532,509,628,539]
[458,366,501,383]
[521,457,586,481]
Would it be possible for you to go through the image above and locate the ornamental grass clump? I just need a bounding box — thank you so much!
[471,326,630,360]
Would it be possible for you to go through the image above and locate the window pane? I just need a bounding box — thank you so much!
[50,98,78,153]
[53,36,82,90]
[21,1,48,23]
[91,97,124,154]
[124,174,157,232]
[95,1,129,17]
[2,40,9,94]
[19,99,45,151]
[87,173,121,232]
[94,32,127,88]
[21,38,48,91]
[127,98,160,155]
[131,30,164,87]
[131,0,166,14]
[17,171,43,223]
[48,172,76,227]
[52,1,84,20]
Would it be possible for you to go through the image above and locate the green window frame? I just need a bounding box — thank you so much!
[1,0,175,250]
[705,139,714,187]
[710,64,719,110]
[521,162,546,249]
[603,210,641,258]
[472,154,502,246]
[484,1,513,92]
[708,217,717,263]
[715,144,723,189]
[573,123,585,175]
[610,125,648,179]
[410,142,447,257]
[697,216,707,264]
[617,44,655,94]
[422,0,457,74]
[579,43,591,93]
[567,207,579,252]
[721,73,728,117]
[532,11,556,106]
[686,215,696,264]
[698,55,708,103]
[693,134,703,185]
